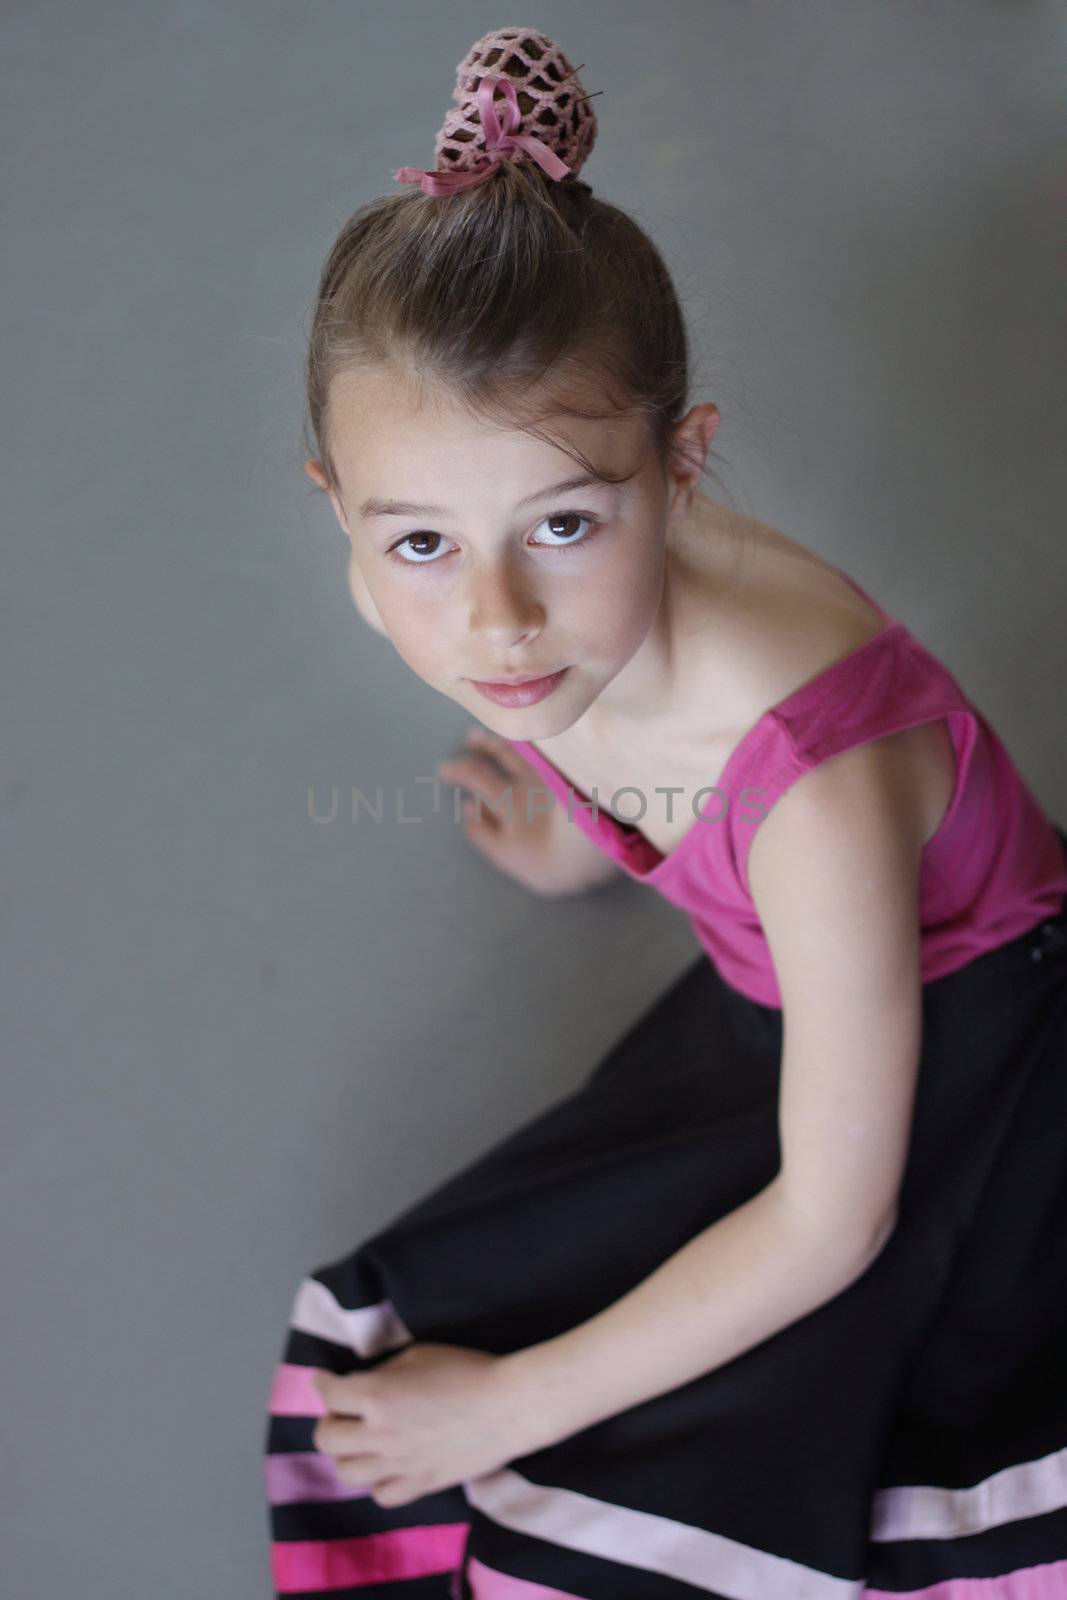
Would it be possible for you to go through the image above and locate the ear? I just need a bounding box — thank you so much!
[665,404,721,523]
[304,458,352,538]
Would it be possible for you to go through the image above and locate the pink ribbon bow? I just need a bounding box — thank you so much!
[394,74,573,196]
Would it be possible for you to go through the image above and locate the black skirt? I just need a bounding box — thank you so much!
[264,825,1067,1599]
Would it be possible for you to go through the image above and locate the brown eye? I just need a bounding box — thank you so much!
[532,512,599,550]
[390,531,448,565]
[387,511,602,569]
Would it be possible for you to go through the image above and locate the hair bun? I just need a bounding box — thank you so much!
[433,27,597,181]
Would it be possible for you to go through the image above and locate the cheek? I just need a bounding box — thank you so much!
[589,549,664,632]
[374,589,452,674]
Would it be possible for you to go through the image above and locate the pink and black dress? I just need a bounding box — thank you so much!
[264,565,1067,1599]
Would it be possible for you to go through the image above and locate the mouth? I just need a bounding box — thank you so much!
[471,670,561,687]
[468,667,571,705]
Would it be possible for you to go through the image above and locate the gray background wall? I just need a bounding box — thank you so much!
[3,2,1065,1593]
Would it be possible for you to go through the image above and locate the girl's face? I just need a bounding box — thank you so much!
[309,367,717,738]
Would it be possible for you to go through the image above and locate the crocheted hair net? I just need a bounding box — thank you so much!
[433,26,597,181]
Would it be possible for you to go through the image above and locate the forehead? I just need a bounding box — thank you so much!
[327,366,648,492]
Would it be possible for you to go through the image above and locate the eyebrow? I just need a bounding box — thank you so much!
[358,473,618,521]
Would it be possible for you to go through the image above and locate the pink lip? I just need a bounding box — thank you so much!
[479,671,554,686]
[469,667,570,707]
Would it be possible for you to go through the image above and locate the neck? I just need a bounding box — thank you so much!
[573,495,748,745]
[577,543,691,738]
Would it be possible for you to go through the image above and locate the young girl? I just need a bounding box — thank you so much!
[264,28,1067,1599]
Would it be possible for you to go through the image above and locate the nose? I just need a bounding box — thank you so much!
[466,558,546,649]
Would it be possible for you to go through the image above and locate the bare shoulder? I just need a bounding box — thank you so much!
[677,496,957,850]
[672,494,890,731]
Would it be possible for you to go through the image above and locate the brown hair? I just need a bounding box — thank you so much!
[301,155,735,525]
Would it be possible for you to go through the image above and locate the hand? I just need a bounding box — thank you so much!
[436,726,561,894]
[311,1341,527,1507]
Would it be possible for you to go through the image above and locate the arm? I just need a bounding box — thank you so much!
[493,734,928,1452]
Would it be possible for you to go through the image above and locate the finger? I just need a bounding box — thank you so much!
[314,1415,375,1455]
[314,1372,370,1420]
[335,1418,375,1449]
[335,1456,390,1490]
[460,801,531,874]
[454,790,501,837]
[371,1476,417,1508]
[461,796,491,833]
[311,1369,346,1407]
[436,755,518,820]
[462,726,531,779]
[335,1449,384,1474]
[463,729,543,790]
